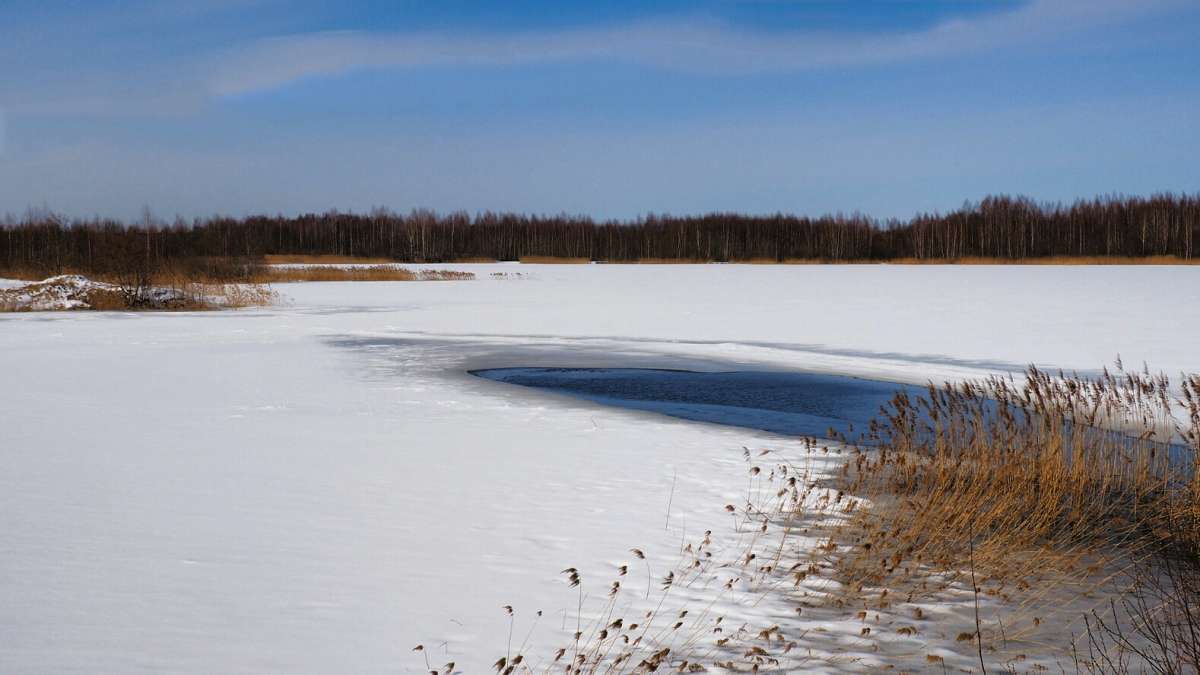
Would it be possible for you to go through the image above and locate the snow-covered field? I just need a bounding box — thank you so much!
[1,264,1197,673]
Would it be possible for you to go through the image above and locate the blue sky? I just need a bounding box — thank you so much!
[1,0,1197,221]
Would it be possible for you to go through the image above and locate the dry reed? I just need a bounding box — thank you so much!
[257,265,474,282]
[262,254,395,265]
[517,256,591,264]
[461,364,1200,673]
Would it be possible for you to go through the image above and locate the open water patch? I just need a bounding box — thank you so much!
[471,367,920,438]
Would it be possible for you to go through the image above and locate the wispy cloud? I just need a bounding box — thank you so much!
[207,0,1179,96]
[0,0,1184,114]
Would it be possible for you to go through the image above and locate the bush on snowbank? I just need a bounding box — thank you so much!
[0,275,275,312]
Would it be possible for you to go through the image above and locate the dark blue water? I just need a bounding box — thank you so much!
[471,367,921,438]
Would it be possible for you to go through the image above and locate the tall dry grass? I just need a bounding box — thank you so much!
[879,255,1200,266]
[834,365,1186,595]
[463,365,1200,673]
[255,265,474,282]
[262,254,395,265]
[823,365,1200,669]
[518,256,591,264]
[533,256,1200,265]
[743,255,1200,265]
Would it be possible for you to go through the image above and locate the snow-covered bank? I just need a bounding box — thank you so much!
[1,264,1197,673]
[0,275,124,311]
[0,275,247,312]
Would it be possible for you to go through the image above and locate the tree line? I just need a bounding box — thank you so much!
[2,193,1197,276]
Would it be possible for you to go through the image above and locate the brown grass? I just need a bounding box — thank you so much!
[629,258,711,264]
[878,255,1200,266]
[262,254,395,265]
[5,255,1194,286]
[534,255,1200,265]
[819,364,1200,670]
[686,255,1200,265]
[84,288,140,311]
[194,283,278,308]
[0,268,58,282]
[256,265,474,282]
[469,364,1200,673]
[517,256,591,264]
[742,257,834,264]
[835,364,1192,577]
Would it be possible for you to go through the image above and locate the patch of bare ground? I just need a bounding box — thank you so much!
[458,364,1200,673]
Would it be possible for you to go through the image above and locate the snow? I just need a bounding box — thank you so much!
[1,263,1197,673]
[0,274,119,311]
[0,275,197,311]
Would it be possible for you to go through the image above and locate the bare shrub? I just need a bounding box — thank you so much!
[1076,375,1200,673]
[1077,556,1200,674]
[83,288,133,311]
[0,275,275,312]
[198,283,277,308]
[82,228,162,306]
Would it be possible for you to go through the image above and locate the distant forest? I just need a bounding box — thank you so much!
[2,194,1197,276]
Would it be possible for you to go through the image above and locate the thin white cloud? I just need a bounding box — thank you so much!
[0,0,1186,115]
[208,0,1181,96]
[0,0,268,115]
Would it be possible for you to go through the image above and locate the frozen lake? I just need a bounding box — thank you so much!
[2,263,1198,673]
